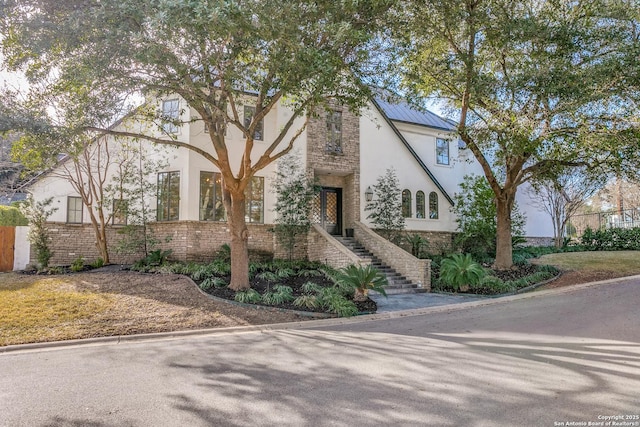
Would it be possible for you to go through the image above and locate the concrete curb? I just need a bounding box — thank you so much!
[2,274,639,355]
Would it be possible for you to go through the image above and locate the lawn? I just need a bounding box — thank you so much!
[533,251,640,275]
[0,271,305,347]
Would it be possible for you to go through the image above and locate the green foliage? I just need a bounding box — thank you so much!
[439,254,486,291]
[90,257,105,269]
[0,205,28,226]
[365,167,405,242]
[20,198,57,269]
[334,264,388,299]
[404,233,428,257]
[132,249,173,270]
[272,151,320,260]
[199,277,228,291]
[581,226,640,251]
[293,294,319,310]
[261,285,294,305]
[234,289,262,304]
[453,176,526,259]
[215,244,231,263]
[70,257,84,273]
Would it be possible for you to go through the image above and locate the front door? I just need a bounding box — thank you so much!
[312,188,342,235]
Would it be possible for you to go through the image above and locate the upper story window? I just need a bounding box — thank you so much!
[157,171,180,221]
[429,192,439,219]
[326,110,342,153]
[401,189,412,218]
[436,138,450,165]
[162,99,180,134]
[67,196,83,224]
[244,106,264,141]
[416,191,425,219]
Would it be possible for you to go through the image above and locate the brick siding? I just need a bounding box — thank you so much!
[353,221,431,290]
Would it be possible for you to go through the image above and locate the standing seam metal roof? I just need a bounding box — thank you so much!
[374,97,455,131]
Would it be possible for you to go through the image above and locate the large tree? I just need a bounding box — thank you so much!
[393,0,640,268]
[0,0,391,289]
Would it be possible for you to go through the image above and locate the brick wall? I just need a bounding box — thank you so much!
[395,230,455,255]
[353,221,431,290]
[38,221,285,266]
[307,105,360,230]
[308,224,366,269]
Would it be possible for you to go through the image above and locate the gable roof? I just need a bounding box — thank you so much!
[374,97,455,132]
[371,97,455,206]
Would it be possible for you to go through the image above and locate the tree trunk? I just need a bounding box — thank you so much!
[494,196,513,270]
[96,229,110,264]
[226,189,250,291]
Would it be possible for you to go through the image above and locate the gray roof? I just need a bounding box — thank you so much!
[375,97,455,132]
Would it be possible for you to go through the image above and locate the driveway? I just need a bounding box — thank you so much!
[1,277,639,426]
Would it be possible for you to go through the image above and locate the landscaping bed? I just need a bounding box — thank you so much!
[132,258,380,317]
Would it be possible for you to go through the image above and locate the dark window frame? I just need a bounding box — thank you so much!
[326,110,343,154]
[157,171,180,221]
[436,138,450,165]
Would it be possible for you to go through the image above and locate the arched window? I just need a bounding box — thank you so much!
[416,191,425,219]
[429,192,439,219]
[402,189,412,218]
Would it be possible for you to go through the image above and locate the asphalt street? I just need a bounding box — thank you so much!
[1,277,639,426]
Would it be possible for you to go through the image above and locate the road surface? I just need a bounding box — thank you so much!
[1,277,639,426]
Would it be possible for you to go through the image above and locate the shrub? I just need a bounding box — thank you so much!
[439,253,486,292]
[405,233,428,257]
[0,205,28,226]
[334,264,388,301]
[70,257,84,272]
[90,258,105,269]
[234,289,262,304]
[293,294,319,310]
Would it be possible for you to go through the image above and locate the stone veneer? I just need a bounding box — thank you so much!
[306,105,360,231]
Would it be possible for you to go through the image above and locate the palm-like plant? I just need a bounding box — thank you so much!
[334,264,388,301]
[439,253,486,292]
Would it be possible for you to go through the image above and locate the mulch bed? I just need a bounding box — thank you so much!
[200,272,377,314]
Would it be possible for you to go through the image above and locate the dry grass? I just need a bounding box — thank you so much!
[533,251,640,275]
[0,271,305,347]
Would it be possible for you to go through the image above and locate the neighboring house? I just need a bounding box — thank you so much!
[26,95,554,271]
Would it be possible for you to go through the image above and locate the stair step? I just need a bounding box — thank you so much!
[335,235,426,295]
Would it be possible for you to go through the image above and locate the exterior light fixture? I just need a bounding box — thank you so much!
[365,186,373,202]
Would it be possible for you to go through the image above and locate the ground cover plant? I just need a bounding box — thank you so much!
[431,252,559,295]
[133,259,379,317]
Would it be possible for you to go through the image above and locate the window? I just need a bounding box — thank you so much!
[199,172,226,221]
[326,110,342,153]
[402,189,412,218]
[162,99,180,134]
[244,106,264,141]
[112,199,127,225]
[245,176,264,223]
[199,172,264,223]
[157,171,180,221]
[436,138,450,165]
[67,196,83,223]
[416,191,425,219]
[429,192,439,219]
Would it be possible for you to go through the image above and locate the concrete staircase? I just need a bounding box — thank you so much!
[334,236,427,295]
